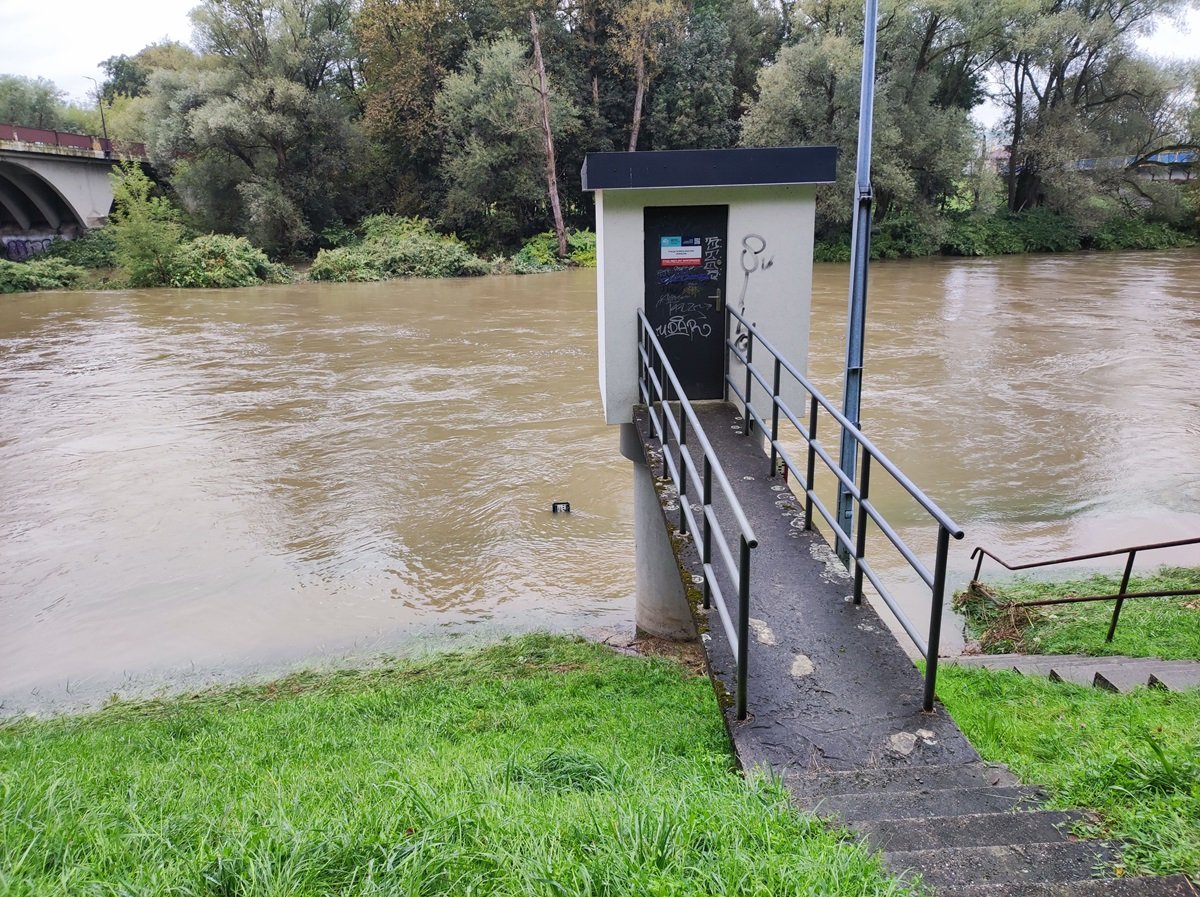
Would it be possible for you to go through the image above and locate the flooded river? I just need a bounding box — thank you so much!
[2,250,1198,712]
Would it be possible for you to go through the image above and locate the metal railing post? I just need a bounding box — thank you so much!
[1106,550,1137,642]
[743,337,754,437]
[678,406,688,534]
[923,526,952,712]
[702,460,713,610]
[805,396,818,530]
[769,358,782,477]
[853,452,871,605]
[737,535,752,721]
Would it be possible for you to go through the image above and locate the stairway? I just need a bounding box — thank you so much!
[946,654,1200,693]
[789,762,1198,896]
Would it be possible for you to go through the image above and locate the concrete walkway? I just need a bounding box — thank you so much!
[634,402,1197,897]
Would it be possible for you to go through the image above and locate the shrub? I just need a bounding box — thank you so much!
[308,216,491,282]
[567,229,597,267]
[0,257,87,293]
[1086,217,1194,251]
[870,211,942,259]
[1009,208,1080,252]
[813,238,851,263]
[941,214,1025,256]
[511,232,567,274]
[171,234,294,288]
[45,229,118,268]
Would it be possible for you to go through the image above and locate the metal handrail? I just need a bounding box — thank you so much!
[726,307,964,712]
[971,536,1200,642]
[636,309,758,720]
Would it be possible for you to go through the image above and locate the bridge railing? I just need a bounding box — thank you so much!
[636,309,758,720]
[726,307,964,712]
[0,122,146,158]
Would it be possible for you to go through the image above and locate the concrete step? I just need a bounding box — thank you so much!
[1050,665,1106,688]
[932,873,1200,897]
[806,784,1042,822]
[1151,666,1200,691]
[852,809,1085,852]
[1095,666,1159,693]
[786,762,1018,800]
[884,839,1120,888]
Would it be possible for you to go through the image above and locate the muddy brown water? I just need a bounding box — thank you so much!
[2,250,1198,713]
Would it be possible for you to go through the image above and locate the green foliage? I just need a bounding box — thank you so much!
[109,163,187,287]
[509,230,598,274]
[870,212,943,260]
[1087,216,1195,251]
[941,215,1026,256]
[171,234,294,288]
[44,229,119,269]
[814,238,852,263]
[0,635,918,896]
[955,567,1200,660]
[308,215,491,281]
[0,257,87,294]
[0,74,66,129]
[511,232,568,273]
[567,229,597,267]
[937,666,1200,876]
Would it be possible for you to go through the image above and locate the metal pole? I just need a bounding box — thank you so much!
[83,76,108,143]
[835,0,879,564]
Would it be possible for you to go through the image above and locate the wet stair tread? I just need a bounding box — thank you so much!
[785,761,1018,798]
[803,784,1043,822]
[884,840,1122,888]
[851,809,1087,852]
[930,874,1199,897]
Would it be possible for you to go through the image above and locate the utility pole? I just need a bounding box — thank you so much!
[835,0,879,563]
[83,75,108,144]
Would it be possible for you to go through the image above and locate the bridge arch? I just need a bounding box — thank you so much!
[0,160,90,234]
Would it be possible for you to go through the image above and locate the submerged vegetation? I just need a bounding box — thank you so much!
[0,257,86,294]
[0,636,920,897]
[937,666,1200,878]
[955,567,1200,659]
[308,215,492,281]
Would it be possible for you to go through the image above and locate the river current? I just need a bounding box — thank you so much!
[2,250,1197,712]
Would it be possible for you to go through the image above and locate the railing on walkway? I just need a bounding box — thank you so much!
[971,537,1200,642]
[726,307,964,712]
[636,309,758,721]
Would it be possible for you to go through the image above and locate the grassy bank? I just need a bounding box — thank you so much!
[955,567,1200,659]
[937,666,1200,878]
[0,635,917,897]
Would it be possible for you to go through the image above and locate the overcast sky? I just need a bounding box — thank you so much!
[2,0,1197,108]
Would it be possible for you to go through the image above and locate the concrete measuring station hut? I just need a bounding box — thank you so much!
[582,146,837,639]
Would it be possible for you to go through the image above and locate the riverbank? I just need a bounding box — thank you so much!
[0,635,919,897]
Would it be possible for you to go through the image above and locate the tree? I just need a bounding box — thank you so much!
[109,163,185,286]
[610,0,686,151]
[0,75,66,129]
[995,0,1193,212]
[435,35,580,250]
[529,12,568,257]
[740,0,983,234]
[649,7,738,149]
[136,0,367,253]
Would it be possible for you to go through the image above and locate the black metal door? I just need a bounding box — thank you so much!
[643,205,729,399]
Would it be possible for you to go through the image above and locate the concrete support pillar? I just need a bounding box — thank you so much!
[622,424,696,641]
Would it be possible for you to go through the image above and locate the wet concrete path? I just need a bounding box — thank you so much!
[635,402,975,774]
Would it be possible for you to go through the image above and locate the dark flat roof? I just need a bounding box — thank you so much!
[581,146,837,191]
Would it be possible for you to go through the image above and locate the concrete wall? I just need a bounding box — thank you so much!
[595,184,817,425]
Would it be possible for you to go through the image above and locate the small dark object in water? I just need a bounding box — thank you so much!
[552,501,571,513]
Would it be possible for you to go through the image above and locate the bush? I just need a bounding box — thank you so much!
[813,238,851,263]
[171,234,294,288]
[942,215,1025,256]
[509,230,599,274]
[0,257,87,293]
[45,229,118,268]
[1009,208,1080,252]
[567,229,597,267]
[870,211,943,259]
[1086,217,1194,251]
[308,216,491,282]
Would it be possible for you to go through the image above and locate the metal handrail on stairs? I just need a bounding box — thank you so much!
[970,536,1200,642]
[636,309,758,721]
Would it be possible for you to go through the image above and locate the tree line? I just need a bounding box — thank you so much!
[3,0,1198,259]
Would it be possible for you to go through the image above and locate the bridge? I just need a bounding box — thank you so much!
[0,123,146,260]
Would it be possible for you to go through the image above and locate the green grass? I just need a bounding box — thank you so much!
[956,567,1200,660]
[0,635,917,897]
[937,666,1200,877]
